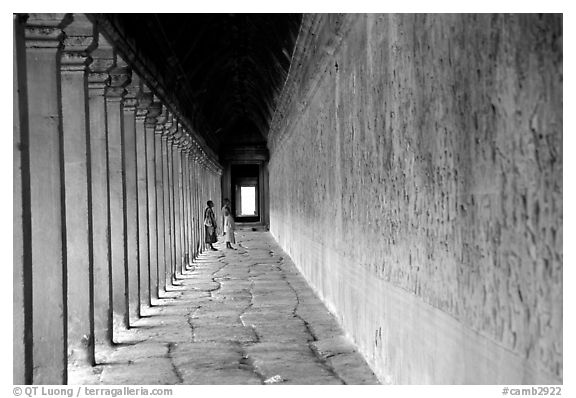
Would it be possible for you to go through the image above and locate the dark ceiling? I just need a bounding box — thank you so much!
[109,14,302,152]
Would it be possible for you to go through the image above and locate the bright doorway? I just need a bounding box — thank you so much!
[231,164,260,222]
[240,186,257,216]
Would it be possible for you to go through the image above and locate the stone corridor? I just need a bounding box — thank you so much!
[70,230,378,385]
[14,13,562,385]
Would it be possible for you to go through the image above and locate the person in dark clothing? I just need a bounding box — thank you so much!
[204,200,217,251]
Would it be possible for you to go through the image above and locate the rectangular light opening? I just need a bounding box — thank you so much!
[240,186,256,216]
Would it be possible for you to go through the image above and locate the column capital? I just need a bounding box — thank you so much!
[159,112,174,136]
[179,132,189,152]
[25,13,71,49]
[156,105,169,125]
[180,133,193,152]
[153,107,168,136]
[136,83,152,121]
[166,117,180,142]
[176,123,187,144]
[145,100,162,127]
[174,125,188,148]
[61,14,96,72]
[123,73,141,112]
[88,34,114,95]
[189,139,199,155]
[191,144,201,161]
[105,55,131,99]
[169,122,181,144]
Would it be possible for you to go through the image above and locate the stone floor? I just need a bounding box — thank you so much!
[70,231,379,385]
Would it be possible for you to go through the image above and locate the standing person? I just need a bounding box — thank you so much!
[204,200,217,251]
[221,198,231,236]
[223,207,236,250]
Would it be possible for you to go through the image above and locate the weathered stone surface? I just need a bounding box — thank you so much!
[61,13,97,367]
[71,232,377,384]
[13,15,26,384]
[23,13,70,384]
[267,14,562,384]
[100,358,180,385]
[106,57,131,335]
[88,34,115,352]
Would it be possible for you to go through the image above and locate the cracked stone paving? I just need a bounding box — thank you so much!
[70,230,379,385]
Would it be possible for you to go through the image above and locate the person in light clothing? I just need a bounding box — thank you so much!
[221,198,231,236]
[223,207,236,250]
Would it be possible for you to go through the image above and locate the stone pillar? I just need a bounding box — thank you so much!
[171,122,178,279]
[23,13,71,384]
[60,13,97,367]
[87,34,114,350]
[181,137,192,268]
[205,161,210,245]
[201,158,206,252]
[175,135,184,271]
[194,153,200,257]
[195,152,201,257]
[136,86,151,306]
[179,135,187,272]
[189,152,197,259]
[123,73,140,324]
[105,56,131,335]
[189,144,198,259]
[199,157,206,251]
[193,153,202,254]
[147,102,168,295]
[162,121,175,284]
[172,124,183,276]
[204,160,210,246]
[175,135,186,273]
[160,119,173,290]
[200,159,205,252]
[190,150,196,261]
[154,111,170,295]
[13,14,28,385]
[179,131,190,270]
[145,97,162,300]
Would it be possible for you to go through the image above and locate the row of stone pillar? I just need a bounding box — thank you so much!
[13,13,222,384]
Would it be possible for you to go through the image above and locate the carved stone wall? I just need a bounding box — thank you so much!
[268,14,562,384]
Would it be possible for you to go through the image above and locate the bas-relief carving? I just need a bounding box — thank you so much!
[268,13,562,383]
